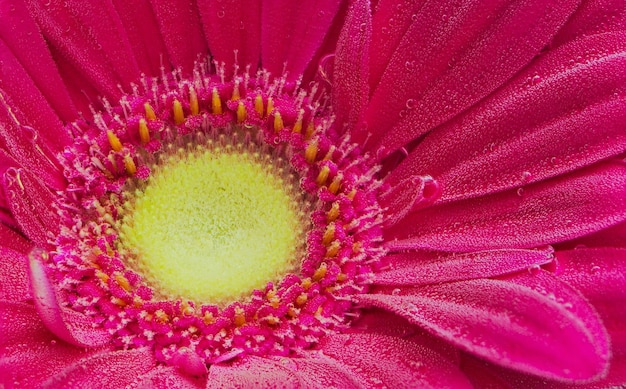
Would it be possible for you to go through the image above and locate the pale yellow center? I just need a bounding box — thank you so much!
[120,148,302,304]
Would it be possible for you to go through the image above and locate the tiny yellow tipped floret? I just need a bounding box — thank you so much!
[121,148,301,304]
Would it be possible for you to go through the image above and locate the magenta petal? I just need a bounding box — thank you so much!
[3,168,59,247]
[0,246,30,301]
[150,0,208,72]
[130,366,206,389]
[332,0,370,135]
[0,1,77,123]
[368,0,428,90]
[374,248,553,286]
[29,250,112,348]
[170,347,209,377]
[207,356,298,388]
[207,355,365,388]
[386,32,626,203]
[0,301,97,388]
[198,0,261,75]
[379,174,440,227]
[319,333,473,388]
[0,222,32,254]
[112,0,171,76]
[42,348,156,389]
[0,41,71,155]
[561,220,626,249]
[0,106,66,191]
[25,0,141,100]
[556,248,626,351]
[261,0,342,79]
[356,271,609,382]
[386,162,626,252]
[554,0,626,46]
[365,0,578,157]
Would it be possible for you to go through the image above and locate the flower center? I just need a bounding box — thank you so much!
[119,144,304,304]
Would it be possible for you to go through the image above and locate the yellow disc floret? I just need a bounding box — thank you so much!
[120,147,302,304]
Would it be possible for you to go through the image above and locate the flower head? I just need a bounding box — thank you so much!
[0,0,625,388]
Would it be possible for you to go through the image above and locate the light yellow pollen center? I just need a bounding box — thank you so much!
[120,147,302,304]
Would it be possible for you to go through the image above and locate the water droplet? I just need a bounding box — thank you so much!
[217,10,225,18]
[520,171,532,183]
[405,99,415,109]
[411,14,418,22]
[590,265,601,273]
[359,23,367,32]
[516,187,524,196]
[391,288,401,295]
[531,75,541,85]
[528,264,540,274]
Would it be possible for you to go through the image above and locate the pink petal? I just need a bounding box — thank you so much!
[130,366,206,389]
[3,168,59,248]
[386,162,626,252]
[368,0,428,91]
[0,0,77,123]
[365,0,578,157]
[374,248,553,286]
[559,220,626,249]
[41,348,157,389]
[350,309,462,364]
[0,301,97,388]
[379,174,440,227]
[0,222,32,254]
[319,333,473,388]
[332,0,370,134]
[0,103,66,191]
[0,246,30,301]
[459,355,512,389]
[261,0,342,80]
[385,32,626,203]
[150,0,208,72]
[555,248,626,352]
[0,41,71,155]
[29,250,112,348]
[25,0,141,101]
[355,271,610,382]
[112,0,171,76]
[207,355,365,388]
[206,356,298,388]
[197,0,261,75]
[554,0,626,46]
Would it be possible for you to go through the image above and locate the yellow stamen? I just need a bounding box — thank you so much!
[273,111,284,132]
[352,241,362,253]
[112,297,127,307]
[327,202,340,222]
[295,293,308,306]
[302,278,312,290]
[115,273,131,292]
[326,241,340,258]
[287,307,298,317]
[322,223,335,245]
[107,130,123,152]
[144,103,157,121]
[266,315,280,325]
[347,189,357,200]
[155,309,169,322]
[313,262,328,282]
[236,101,247,123]
[293,111,303,134]
[305,121,316,140]
[337,273,347,282]
[234,308,246,327]
[266,97,274,117]
[305,140,318,163]
[231,82,241,101]
[173,99,185,125]
[316,165,330,186]
[189,88,199,115]
[181,301,195,316]
[95,269,109,283]
[254,93,264,117]
[212,87,223,114]
[328,174,342,194]
[124,155,137,176]
[266,290,281,309]
[138,118,150,144]
[203,311,215,325]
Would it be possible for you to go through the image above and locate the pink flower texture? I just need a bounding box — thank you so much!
[0,0,625,387]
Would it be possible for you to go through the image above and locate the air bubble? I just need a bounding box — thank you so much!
[405,99,415,109]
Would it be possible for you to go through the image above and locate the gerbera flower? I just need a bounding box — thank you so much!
[0,0,624,387]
